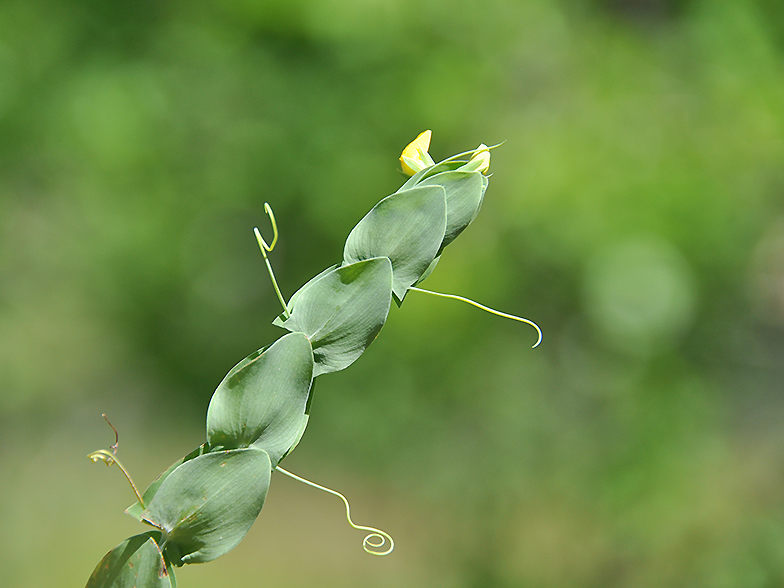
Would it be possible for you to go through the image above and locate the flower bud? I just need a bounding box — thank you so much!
[459,144,490,174]
[400,130,436,176]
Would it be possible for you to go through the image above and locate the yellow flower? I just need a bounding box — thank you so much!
[400,130,436,176]
[459,144,490,174]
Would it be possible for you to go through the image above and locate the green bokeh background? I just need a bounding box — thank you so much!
[2,0,784,586]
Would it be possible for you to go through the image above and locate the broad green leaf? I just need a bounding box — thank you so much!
[86,531,173,588]
[142,447,272,566]
[272,265,341,326]
[409,254,441,293]
[417,170,486,250]
[284,264,339,314]
[274,257,393,376]
[206,332,314,467]
[343,185,446,300]
[276,377,318,459]
[126,444,207,521]
[279,413,309,460]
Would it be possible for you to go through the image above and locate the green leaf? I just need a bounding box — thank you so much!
[343,185,446,300]
[406,254,441,297]
[206,332,314,466]
[86,531,173,588]
[142,447,272,566]
[416,170,486,249]
[126,445,207,521]
[284,264,339,313]
[399,160,468,191]
[274,257,393,376]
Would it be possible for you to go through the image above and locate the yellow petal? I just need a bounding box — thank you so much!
[400,130,435,175]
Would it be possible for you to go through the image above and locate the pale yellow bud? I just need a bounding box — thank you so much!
[460,144,490,174]
[400,130,436,176]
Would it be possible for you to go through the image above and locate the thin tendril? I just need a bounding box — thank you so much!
[254,202,290,319]
[409,286,542,348]
[435,140,506,166]
[88,416,145,507]
[102,413,119,453]
[275,466,394,556]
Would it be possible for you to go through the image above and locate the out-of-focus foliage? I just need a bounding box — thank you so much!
[2,0,784,587]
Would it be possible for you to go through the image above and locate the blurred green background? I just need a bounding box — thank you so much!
[2,0,784,586]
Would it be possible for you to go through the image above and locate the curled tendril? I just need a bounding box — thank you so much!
[88,415,145,507]
[254,202,290,319]
[409,286,542,348]
[255,202,279,252]
[275,466,394,556]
